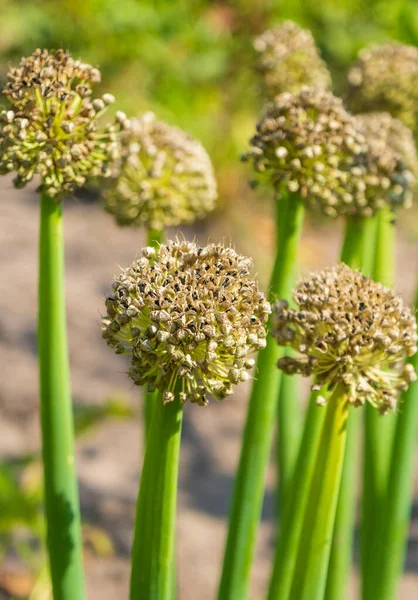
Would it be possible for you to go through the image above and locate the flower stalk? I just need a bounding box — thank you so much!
[362,206,397,597]
[324,405,360,600]
[269,262,416,600]
[103,240,270,598]
[267,388,327,600]
[275,197,302,517]
[289,384,349,600]
[143,227,165,437]
[218,192,304,600]
[268,215,374,600]
[0,49,122,600]
[130,391,183,600]
[276,365,302,516]
[324,215,377,600]
[372,281,418,600]
[38,194,85,600]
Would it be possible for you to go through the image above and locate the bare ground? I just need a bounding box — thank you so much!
[0,177,417,599]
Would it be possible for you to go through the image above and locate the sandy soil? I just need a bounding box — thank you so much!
[0,177,417,599]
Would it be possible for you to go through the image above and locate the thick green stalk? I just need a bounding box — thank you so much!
[372,283,418,600]
[340,216,377,271]
[373,208,395,286]
[324,407,360,600]
[268,215,373,600]
[275,195,302,518]
[289,384,349,600]
[130,392,183,600]
[268,389,327,600]
[144,228,164,437]
[217,194,305,600]
[362,207,396,598]
[276,368,302,514]
[147,228,164,250]
[38,194,85,600]
[324,215,377,600]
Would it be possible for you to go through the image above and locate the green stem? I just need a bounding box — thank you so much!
[144,228,165,438]
[276,368,302,516]
[324,215,377,600]
[372,283,418,600]
[268,389,328,600]
[38,194,85,600]
[362,208,396,599]
[373,207,395,286]
[275,196,302,520]
[147,228,164,250]
[340,216,377,270]
[268,215,374,600]
[142,228,177,600]
[130,392,183,600]
[289,384,349,600]
[324,407,360,600]
[217,193,305,600]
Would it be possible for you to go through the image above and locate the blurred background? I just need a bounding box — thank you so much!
[0,1,417,598]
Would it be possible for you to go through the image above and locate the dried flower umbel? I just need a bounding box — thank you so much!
[272,264,417,414]
[356,111,418,179]
[254,21,331,98]
[103,240,270,406]
[348,43,418,135]
[0,49,120,198]
[244,87,413,217]
[104,112,217,230]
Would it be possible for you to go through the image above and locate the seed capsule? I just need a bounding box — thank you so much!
[272,263,417,414]
[103,112,217,230]
[244,87,414,217]
[347,42,418,136]
[0,49,121,199]
[254,21,331,99]
[102,240,270,406]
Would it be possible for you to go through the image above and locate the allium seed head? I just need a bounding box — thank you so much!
[254,21,331,98]
[347,43,418,135]
[356,112,418,177]
[355,112,416,210]
[103,112,217,230]
[245,87,414,217]
[0,49,120,198]
[102,240,270,406]
[272,264,417,414]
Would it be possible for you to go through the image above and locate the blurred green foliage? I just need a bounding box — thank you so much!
[1,0,418,175]
[1,1,418,593]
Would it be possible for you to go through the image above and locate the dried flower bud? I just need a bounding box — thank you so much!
[0,49,121,199]
[103,112,217,230]
[356,112,418,175]
[102,240,270,406]
[254,21,331,98]
[347,43,418,135]
[355,112,417,210]
[272,264,417,414]
[245,87,414,217]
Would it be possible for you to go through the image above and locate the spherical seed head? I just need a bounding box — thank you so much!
[357,112,418,176]
[102,240,270,406]
[103,112,217,230]
[245,87,366,217]
[272,264,417,414]
[0,49,121,199]
[245,87,415,217]
[355,112,416,211]
[347,43,418,135]
[254,21,331,99]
